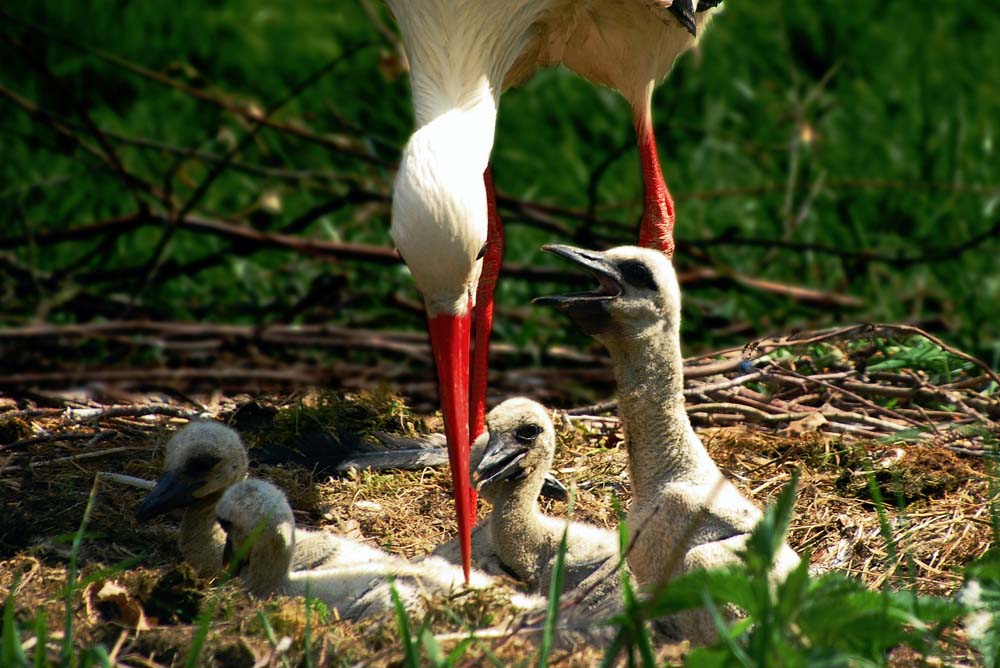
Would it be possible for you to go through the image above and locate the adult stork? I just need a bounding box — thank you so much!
[384,0,721,579]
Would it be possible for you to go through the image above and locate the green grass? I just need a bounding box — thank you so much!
[1,1,999,365]
[539,494,573,668]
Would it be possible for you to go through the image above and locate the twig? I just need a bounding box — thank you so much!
[684,371,764,396]
[765,363,923,428]
[0,430,117,453]
[821,412,910,433]
[1,33,155,211]
[0,11,394,167]
[63,405,207,423]
[96,472,156,490]
[564,401,618,417]
[0,407,64,419]
[687,403,811,424]
[3,447,129,472]
[0,84,163,202]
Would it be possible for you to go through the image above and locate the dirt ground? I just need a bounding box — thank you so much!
[0,389,995,667]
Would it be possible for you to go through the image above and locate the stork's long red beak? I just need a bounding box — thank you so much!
[427,310,474,581]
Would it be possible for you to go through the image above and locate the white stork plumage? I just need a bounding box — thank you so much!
[384,0,721,579]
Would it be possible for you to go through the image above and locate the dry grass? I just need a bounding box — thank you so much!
[0,389,996,666]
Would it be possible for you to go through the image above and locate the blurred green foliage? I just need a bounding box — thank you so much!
[2,1,999,367]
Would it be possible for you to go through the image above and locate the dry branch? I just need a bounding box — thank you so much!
[2,446,130,472]
[560,323,999,455]
[1,323,995,451]
[0,430,117,454]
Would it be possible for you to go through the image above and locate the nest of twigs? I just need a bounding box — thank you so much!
[0,323,997,665]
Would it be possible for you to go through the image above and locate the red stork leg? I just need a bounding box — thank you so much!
[470,167,505,442]
[634,111,676,257]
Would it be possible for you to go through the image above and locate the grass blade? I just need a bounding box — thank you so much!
[609,492,654,668]
[184,517,266,668]
[183,607,213,668]
[599,629,628,668]
[420,626,445,668]
[77,556,144,590]
[620,563,655,668]
[445,636,474,665]
[440,608,502,668]
[538,492,574,668]
[2,573,28,668]
[33,611,47,668]
[469,638,505,668]
[257,611,291,668]
[744,469,799,577]
[303,582,313,668]
[87,645,111,668]
[389,578,419,668]
[62,475,102,668]
[599,494,633,668]
[865,463,899,568]
[702,591,752,668]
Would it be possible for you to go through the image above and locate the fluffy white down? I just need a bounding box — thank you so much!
[163,421,247,498]
[149,422,248,577]
[217,479,543,619]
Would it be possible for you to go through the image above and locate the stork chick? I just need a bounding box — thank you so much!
[135,421,248,577]
[135,421,389,577]
[537,245,800,644]
[430,433,569,576]
[216,479,540,619]
[471,397,618,593]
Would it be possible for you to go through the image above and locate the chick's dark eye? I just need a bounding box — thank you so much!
[619,260,658,291]
[185,454,221,474]
[515,424,543,442]
[476,242,488,260]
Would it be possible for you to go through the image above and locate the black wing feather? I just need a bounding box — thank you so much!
[667,0,697,36]
[667,0,723,37]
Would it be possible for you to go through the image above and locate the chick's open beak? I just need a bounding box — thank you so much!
[533,245,622,335]
[533,245,622,307]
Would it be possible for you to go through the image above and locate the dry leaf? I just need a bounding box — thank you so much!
[259,190,282,214]
[84,580,151,631]
[782,412,828,435]
[353,500,383,512]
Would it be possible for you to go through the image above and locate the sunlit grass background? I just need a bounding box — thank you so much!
[2,1,999,365]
